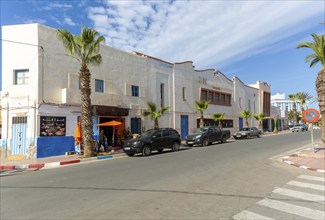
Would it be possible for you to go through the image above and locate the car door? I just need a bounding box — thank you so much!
[162,130,173,148]
[151,131,164,150]
[214,127,222,141]
[207,127,216,143]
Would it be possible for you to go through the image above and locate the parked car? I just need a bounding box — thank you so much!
[233,127,262,139]
[122,128,181,156]
[290,124,308,132]
[185,126,231,147]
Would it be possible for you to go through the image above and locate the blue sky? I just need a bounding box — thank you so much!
[1,0,324,109]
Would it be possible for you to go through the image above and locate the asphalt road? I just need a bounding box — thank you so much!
[0,130,323,219]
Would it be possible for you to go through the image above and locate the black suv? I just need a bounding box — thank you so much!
[122,128,181,156]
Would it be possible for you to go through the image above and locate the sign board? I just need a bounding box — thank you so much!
[302,108,320,123]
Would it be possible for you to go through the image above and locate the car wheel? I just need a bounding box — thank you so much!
[246,135,249,139]
[157,149,163,153]
[202,138,209,146]
[172,142,180,151]
[221,136,227,143]
[127,153,135,157]
[234,137,238,140]
[142,145,151,156]
[257,133,260,138]
[187,144,193,147]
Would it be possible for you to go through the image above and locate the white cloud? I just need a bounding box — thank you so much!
[87,0,324,69]
[43,2,73,11]
[64,17,77,26]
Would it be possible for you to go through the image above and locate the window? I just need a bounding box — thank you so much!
[239,97,242,108]
[208,92,214,102]
[225,94,231,106]
[220,94,225,104]
[200,88,231,106]
[182,87,186,101]
[201,90,207,101]
[14,69,29,85]
[160,83,165,108]
[132,85,139,97]
[95,79,104,93]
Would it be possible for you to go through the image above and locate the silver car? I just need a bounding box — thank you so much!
[290,124,308,132]
[233,127,262,139]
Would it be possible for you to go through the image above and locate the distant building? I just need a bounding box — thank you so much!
[271,93,308,126]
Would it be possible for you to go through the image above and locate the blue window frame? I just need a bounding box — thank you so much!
[14,69,29,85]
[95,79,104,93]
[132,85,139,97]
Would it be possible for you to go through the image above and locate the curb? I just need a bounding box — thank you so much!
[0,153,126,171]
[281,155,325,173]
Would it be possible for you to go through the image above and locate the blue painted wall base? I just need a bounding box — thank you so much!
[36,136,74,158]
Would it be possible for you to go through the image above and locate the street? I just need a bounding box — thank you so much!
[1,130,324,219]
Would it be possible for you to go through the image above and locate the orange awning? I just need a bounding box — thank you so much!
[97,120,122,127]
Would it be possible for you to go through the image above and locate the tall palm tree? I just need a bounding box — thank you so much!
[240,110,251,127]
[213,113,225,129]
[143,101,171,129]
[254,113,265,131]
[194,100,210,128]
[288,94,298,124]
[288,110,295,126]
[57,28,105,157]
[297,33,325,143]
[295,92,313,112]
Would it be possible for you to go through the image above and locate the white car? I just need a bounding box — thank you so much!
[290,124,308,132]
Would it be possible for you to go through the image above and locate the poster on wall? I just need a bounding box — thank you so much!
[40,116,66,137]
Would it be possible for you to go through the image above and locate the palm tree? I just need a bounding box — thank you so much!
[143,101,171,129]
[213,113,225,129]
[57,28,105,157]
[288,94,298,124]
[240,110,251,127]
[295,92,313,112]
[254,113,265,131]
[288,110,295,126]
[194,100,210,128]
[297,33,325,143]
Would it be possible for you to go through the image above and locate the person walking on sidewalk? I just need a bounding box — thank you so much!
[97,129,107,153]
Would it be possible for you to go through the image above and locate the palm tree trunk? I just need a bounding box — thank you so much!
[200,114,204,128]
[316,69,325,144]
[154,118,159,129]
[80,63,94,157]
[245,118,248,127]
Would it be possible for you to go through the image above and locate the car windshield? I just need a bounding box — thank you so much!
[240,128,250,131]
[137,130,156,138]
[193,128,209,133]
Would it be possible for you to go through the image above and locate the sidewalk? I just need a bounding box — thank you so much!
[281,142,325,173]
[0,150,126,171]
[1,131,324,173]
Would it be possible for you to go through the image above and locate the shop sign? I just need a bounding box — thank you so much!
[40,116,66,136]
[95,106,129,116]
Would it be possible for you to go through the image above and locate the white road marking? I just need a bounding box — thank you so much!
[273,187,325,204]
[287,180,325,191]
[258,198,325,220]
[298,175,325,182]
[232,210,274,220]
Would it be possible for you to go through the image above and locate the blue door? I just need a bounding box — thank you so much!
[239,117,243,130]
[131,118,141,134]
[11,116,28,155]
[180,115,189,140]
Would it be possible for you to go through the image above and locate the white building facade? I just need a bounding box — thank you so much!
[1,23,271,160]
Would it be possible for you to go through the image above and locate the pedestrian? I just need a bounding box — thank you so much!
[97,129,107,153]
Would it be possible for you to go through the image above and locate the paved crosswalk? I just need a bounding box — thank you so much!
[233,174,325,220]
